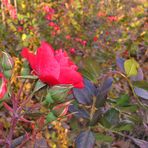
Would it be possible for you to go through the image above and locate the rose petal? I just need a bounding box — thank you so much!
[55,49,78,70]
[21,48,37,72]
[36,42,60,79]
[58,68,84,88]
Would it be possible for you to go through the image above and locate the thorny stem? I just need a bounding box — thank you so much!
[6,115,17,147]
[5,81,34,147]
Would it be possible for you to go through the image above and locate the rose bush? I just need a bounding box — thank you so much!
[21,41,84,88]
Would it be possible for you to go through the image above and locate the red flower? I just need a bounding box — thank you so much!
[21,42,84,88]
[43,6,55,14]
[93,36,98,42]
[45,14,52,20]
[81,40,87,46]
[28,26,34,31]
[107,16,118,22]
[0,73,7,99]
[54,25,60,31]
[106,31,109,35]
[70,48,76,54]
[48,22,56,27]
[65,35,71,40]
[18,26,23,32]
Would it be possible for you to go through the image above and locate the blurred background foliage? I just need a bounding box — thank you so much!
[0,0,148,147]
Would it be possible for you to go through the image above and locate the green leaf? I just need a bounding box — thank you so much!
[33,80,46,93]
[120,105,138,112]
[100,108,119,128]
[116,94,130,107]
[133,81,148,91]
[113,120,133,131]
[4,70,12,79]
[49,85,72,102]
[95,133,114,142]
[21,68,30,76]
[1,51,14,70]
[124,58,139,77]
[43,92,54,105]
[46,112,57,123]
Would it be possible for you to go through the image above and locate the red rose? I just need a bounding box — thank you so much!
[0,73,7,99]
[21,41,84,88]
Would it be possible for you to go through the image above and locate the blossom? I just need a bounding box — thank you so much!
[65,35,71,40]
[43,6,55,21]
[0,73,7,99]
[107,16,118,22]
[48,22,55,27]
[53,25,60,31]
[18,26,23,32]
[45,14,52,20]
[48,22,60,33]
[21,41,84,88]
[106,31,109,35]
[93,36,98,42]
[43,6,55,14]
[75,38,82,42]
[28,26,34,31]
[81,40,87,46]
[70,48,76,54]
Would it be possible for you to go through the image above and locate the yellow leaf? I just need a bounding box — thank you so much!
[124,58,139,77]
[22,34,27,41]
